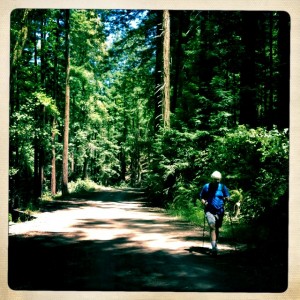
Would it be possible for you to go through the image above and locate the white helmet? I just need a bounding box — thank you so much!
[211,171,222,180]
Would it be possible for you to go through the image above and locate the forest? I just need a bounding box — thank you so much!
[9,9,289,245]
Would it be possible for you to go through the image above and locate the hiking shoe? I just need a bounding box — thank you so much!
[211,247,218,256]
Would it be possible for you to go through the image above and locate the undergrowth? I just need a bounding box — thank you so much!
[11,179,102,220]
[166,204,249,243]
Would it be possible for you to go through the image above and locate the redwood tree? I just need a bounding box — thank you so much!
[162,10,171,129]
[62,9,70,196]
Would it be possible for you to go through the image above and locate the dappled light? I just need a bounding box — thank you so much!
[9,189,287,292]
[8,8,290,293]
[10,191,233,254]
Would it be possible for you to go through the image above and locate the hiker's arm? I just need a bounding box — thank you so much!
[199,185,207,206]
[223,185,230,201]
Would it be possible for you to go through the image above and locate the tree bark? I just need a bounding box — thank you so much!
[62,9,71,196]
[51,16,60,195]
[10,9,31,171]
[33,24,43,199]
[51,119,57,195]
[266,12,274,128]
[162,10,171,129]
[277,12,290,129]
[11,9,31,70]
[153,11,163,133]
[239,12,258,127]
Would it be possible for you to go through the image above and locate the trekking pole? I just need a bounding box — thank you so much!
[202,211,206,247]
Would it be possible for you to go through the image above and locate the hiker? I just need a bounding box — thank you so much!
[199,171,230,255]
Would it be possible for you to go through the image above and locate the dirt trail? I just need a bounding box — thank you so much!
[8,188,287,292]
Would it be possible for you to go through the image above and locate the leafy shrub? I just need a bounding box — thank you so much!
[167,181,205,225]
[68,179,99,194]
[39,192,54,202]
[205,125,289,221]
[147,125,289,244]
[146,128,210,207]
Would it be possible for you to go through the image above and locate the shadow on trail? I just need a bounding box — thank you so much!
[8,189,288,292]
[9,235,288,292]
[187,246,212,256]
[9,233,216,291]
[8,233,287,292]
[39,189,148,214]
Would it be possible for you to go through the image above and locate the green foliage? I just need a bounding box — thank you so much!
[68,179,100,194]
[147,125,288,232]
[39,192,54,202]
[206,126,289,220]
[151,128,210,176]
[167,181,204,225]
[23,201,40,214]
[33,91,59,117]
[146,125,288,247]
[9,9,289,250]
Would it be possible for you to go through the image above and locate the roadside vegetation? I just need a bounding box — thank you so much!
[9,10,289,249]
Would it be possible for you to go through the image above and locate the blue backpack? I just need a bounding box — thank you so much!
[205,183,227,215]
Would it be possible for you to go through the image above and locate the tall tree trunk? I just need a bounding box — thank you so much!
[33,26,42,199]
[171,11,184,113]
[277,12,290,129]
[51,119,57,195]
[10,9,31,178]
[153,11,163,133]
[11,9,31,71]
[162,10,171,129]
[51,16,60,195]
[62,9,71,196]
[120,93,128,181]
[239,12,258,127]
[82,158,89,180]
[39,15,46,197]
[267,12,274,128]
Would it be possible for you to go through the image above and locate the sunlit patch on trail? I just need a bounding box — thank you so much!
[9,194,236,255]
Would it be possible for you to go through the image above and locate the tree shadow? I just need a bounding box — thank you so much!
[39,189,148,214]
[10,209,36,222]
[8,227,288,292]
[8,233,216,291]
[8,189,288,292]
[186,246,211,255]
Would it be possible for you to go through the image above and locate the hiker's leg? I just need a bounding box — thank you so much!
[206,212,217,248]
[215,213,223,242]
[210,224,217,247]
[215,225,219,242]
